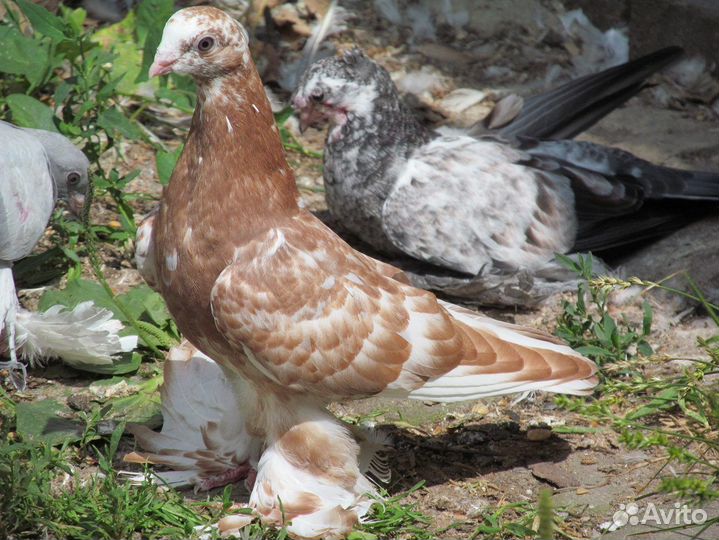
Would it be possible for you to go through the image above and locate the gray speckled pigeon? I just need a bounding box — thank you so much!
[1,123,136,389]
[292,48,719,306]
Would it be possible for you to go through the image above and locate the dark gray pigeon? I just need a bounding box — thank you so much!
[1,123,136,390]
[292,48,719,306]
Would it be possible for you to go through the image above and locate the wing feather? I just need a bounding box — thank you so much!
[381,136,577,275]
[0,122,55,262]
[209,213,596,401]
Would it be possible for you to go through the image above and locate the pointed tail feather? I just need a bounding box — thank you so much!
[487,46,684,141]
[407,301,598,403]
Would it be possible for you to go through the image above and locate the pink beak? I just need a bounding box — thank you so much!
[149,54,177,77]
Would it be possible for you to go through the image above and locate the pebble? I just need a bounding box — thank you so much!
[526,427,552,441]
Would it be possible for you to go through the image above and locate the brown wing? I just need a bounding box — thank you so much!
[210,213,596,401]
[210,213,465,399]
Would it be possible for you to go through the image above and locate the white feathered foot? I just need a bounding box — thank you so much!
[220,400,376,540]
[125,341,389,539]
[2,269,137,390]
[0,264,24,389]
[13,302,137,368]
[125,340,262,490]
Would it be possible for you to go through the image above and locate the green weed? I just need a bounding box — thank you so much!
[554,256,719,533]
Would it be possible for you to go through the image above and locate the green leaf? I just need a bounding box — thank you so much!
[15,0,68,41]
[52,80,73,106]
[155,145,183,185]
[552,425,600,434]
[275,106,294,126]
[6,94,58,132]
[98,107,143,140]
[73,352,142,375]
[61,5,87,35]
[677,397,709,428]
[642,300,653,336]
[575,344,613,358]
[142,290,173,326]
[92,13,144,94]
[39,279,117,316]
[348,532,379,540]
[0,26,52,87]
[107,375,163,426]
[637,340,653,357]
[16,399,83,445]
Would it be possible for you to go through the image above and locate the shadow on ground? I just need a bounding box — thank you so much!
[383,420,572,491]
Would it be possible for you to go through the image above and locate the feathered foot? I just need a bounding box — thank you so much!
[0,265,25,390]
[219,403,376,540]
[125,340,262,490]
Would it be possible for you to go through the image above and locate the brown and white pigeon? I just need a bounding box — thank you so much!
[292,49,719,307]
[133,7,597,538]
[1,120,135,390]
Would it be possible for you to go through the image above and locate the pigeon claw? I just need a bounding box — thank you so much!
[195,462,254,492]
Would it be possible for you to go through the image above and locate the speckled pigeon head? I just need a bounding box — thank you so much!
[292,49,399,131]
[150,6,250,80]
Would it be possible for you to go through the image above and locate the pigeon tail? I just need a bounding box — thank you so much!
[405,301,598,403]
[661,168,719,201]
[12,302,137,369]
[493,46,684,140]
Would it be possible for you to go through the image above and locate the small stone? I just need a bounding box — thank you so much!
[471,403,489,416]
[619,451,649,465]
[527,428,552,441]
[530,461,579,488]
[581,455,598,465]
[433,495,451,511]
[67,393,94,412]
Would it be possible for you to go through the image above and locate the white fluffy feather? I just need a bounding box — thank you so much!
[559,9,629,76]
[12,301,137,368]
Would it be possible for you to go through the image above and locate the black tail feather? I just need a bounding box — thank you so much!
[493,46,684,141]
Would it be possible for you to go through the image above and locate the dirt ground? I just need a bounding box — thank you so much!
[7,0,719,538]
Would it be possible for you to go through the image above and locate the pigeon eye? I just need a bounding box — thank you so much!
[197,36,215,53]
[67,172,81,186]
[310,89,324,103]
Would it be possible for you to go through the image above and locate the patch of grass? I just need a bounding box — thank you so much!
[555,254,653,368]
[0,420,218,540]
[432,491,565,540]
[554,256,719,534]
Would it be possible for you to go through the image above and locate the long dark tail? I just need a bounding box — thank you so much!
[520,138,719,252]
[484,47,684,141]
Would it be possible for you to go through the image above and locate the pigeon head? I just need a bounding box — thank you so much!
[292,49,398,135]
[28,128,90,216]
[149,7,250,81]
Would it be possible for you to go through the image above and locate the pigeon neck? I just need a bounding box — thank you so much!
[339,92,431,155]
[185,65,300,220]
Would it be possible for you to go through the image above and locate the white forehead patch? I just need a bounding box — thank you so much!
[156,10,206,56]
[305,72,377,119]
[156,8,247,57]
